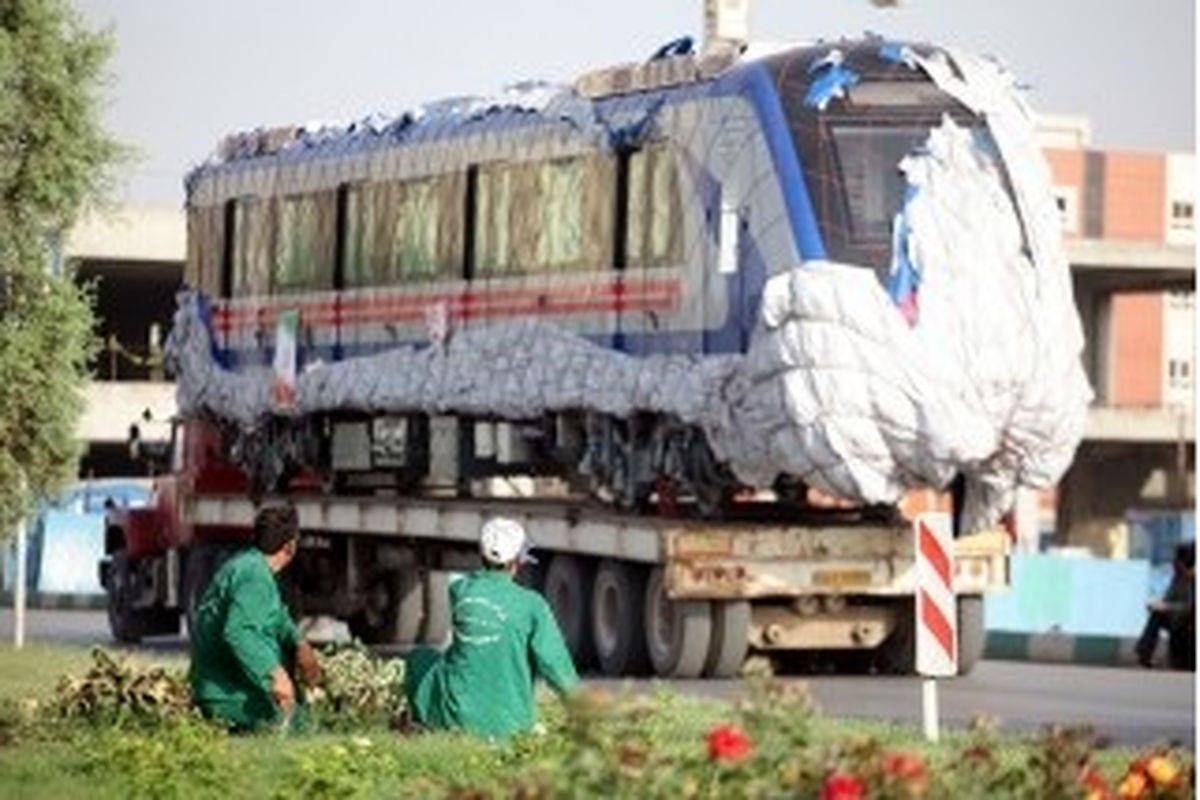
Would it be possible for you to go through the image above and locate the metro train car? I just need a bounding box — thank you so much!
[174,35,1084,521]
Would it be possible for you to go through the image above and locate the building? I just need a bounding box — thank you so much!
[68,206,183,477]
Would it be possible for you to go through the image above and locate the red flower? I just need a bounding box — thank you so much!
[1079,764,1112,800]
[822,771,866,800]
[706,723,753,763]
[884,752,928,795]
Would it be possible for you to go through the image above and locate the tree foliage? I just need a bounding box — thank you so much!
[0,0,122,537]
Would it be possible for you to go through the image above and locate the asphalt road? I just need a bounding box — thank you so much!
[2,608,1193,747]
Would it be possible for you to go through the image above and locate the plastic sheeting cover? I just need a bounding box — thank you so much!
[168,46,1092,533]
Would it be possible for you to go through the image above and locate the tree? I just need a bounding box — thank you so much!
[0,0,123,538]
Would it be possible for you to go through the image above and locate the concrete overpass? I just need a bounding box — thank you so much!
[1061,238,1194,552]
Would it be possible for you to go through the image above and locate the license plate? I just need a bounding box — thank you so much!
[812,569,873,588]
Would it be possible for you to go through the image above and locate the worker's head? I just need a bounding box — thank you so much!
[479,517,534,576]
[255,502,300,572]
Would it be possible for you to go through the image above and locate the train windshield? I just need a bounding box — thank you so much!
[830,122,1005,241]
[766,54,1023,271]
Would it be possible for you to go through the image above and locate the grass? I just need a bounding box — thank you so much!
[0,644,1175,799]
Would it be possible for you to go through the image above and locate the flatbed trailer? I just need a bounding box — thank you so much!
[123,492,1006,678]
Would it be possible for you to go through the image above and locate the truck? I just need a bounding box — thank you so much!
[101,418,1008,678]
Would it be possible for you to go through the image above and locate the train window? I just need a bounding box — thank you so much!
[627,144,681,268]
[538,158,585,268]
[186,204,224,295]
[476,156,614,276]
[344,175,463,287]
[274,192,336,294]
[231,197,272,295]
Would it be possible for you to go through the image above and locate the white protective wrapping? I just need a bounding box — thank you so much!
[168,47,1091,532]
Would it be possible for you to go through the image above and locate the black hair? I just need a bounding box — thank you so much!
[1176,541,1195,570]
[254,503,299,555]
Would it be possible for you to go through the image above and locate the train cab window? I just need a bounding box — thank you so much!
[274,191,336,294]
[344,175,464,287]
[231,197,272,296]
[829,126,926,241]
[626,144,681,268]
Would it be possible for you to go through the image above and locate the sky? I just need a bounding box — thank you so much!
[75,0,1196,208]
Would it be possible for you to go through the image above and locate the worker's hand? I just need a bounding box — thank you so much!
[271,667,296,717]
[295,641,323,688]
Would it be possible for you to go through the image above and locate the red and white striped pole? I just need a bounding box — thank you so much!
[914,512,957,741]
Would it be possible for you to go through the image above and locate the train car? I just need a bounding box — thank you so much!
[172,35,1087,528]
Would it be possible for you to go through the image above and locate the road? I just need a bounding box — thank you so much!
[2,608,1193,747]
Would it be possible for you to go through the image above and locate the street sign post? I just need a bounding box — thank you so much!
[914,512,957,740]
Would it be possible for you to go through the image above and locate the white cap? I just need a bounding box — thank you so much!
[479,517,535,566]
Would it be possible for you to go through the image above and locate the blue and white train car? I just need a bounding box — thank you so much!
[176,38,1087,521]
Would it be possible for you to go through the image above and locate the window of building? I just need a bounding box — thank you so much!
[1171,201,1194,227]
[1051,186,1079,235]
[626,144,681,268]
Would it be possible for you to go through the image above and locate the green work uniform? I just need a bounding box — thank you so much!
[405,570,579,739]
[188,548,299,730]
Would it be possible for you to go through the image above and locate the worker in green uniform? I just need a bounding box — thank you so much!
[189,502,321,731]
[404,517,579,738]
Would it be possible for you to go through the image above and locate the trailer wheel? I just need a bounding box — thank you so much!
[643,567,712,679]
[349,569,424,645]
[876,599,915,674]
[420,571,452,647]
[591,560,649,676]
[956,595,985,676]
[704,600,751,678]
[543,555,594,670]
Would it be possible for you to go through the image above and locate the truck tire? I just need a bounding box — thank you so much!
[704,600,751,678]
[350,568,424,645]
[420,571,452,647]
[106,550,179,643]
[543,554,595,670]
[643,567,712,679]
[877,599,915,674]
[106,550,143,644]
[591,560,649,676]
[957,595,986,676]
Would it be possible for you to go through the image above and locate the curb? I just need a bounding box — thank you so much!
[985,631,1143,667]
[0,591,107,611]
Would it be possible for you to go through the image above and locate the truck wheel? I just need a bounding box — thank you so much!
[876,599,915,674]
[591,560,649,676]
[106,550,179,643]
[420,571,452,647]
[643,567,712,679]
[349,569,424,645]
[106,550,142,644]
[704,600,751,678]
[543,554,595,670]
[957,595,986,676]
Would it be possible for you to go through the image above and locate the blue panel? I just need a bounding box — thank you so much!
[984,554,1152,638]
